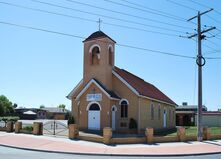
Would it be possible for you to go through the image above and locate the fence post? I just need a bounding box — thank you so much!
[33,122,43,135]
[6,121,14,133]
[177,127,186,142]
[69,124,79,139]
[145,128,154,144]
[15,122,22,133]
[103,127,112,145]
[203,127,210,140]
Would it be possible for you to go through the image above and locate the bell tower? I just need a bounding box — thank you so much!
[82,31,116,90]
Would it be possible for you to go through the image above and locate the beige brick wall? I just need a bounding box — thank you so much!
[83,38,115,90]
[112,74,139,131]
[76,83,113,130]
[140,98,175,130]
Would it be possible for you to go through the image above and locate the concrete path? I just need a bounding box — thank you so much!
[0,132,221,156]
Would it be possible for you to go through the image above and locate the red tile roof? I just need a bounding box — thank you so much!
[114,67,177,106]
[202,111,221,116]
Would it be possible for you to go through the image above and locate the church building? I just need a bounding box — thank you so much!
[67,31,177,133]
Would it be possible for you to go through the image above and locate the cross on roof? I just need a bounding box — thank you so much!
[97,18,102,31]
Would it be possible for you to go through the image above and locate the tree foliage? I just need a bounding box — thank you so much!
[58,104,66,109]
[39,105,45,109]
[0,95,14,116]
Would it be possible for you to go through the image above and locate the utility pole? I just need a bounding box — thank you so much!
[187,9,215,142]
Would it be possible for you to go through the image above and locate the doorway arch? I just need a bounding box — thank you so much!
[111,105,117,130]
[87,102,101,130]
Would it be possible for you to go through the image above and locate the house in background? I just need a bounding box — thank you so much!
[41,107,69,120]
[176,102,207,126]
[201,111,221,127]
[67,31,177,133]
[15,108,47,120]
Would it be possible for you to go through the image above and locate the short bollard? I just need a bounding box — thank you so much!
[145,128,154,144]
[15,122,22,133]
[69,124,79,139]
[177,127,186,142]
[33,122,43,135]
[103,127,112,145]
[203,127,210,140]
[6,121,14,133]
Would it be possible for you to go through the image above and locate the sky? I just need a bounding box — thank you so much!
[0,0,221,111]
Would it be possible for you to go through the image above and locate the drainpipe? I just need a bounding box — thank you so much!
[138,97,141,134]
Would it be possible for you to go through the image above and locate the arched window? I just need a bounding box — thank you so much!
[91,46,100,65]
[120,100,128,118]
[151,104,154,120]
[108,46,113,65]
[158,104,161,120]
[89,103,100,111]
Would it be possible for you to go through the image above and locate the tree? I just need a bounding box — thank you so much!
[13,103,18,108]
[0,95,13,116]
[39,105,45,109]
[58,104,66,109]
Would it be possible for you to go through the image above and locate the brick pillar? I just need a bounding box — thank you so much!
[145,128,154,144]
[203,127,210,140]
[33,122,43,135]
[69,124,79,139]
[6,121,14,132]
[15,122,22,133]
[103,127,112,145]
[177,127,186,142]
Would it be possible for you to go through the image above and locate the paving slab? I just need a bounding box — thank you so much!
[0,132,220,156]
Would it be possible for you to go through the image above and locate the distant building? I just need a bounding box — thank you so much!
[201,111,221,127]
[176,102,207,126]
[41,107,69,120]
[15,108,47,120]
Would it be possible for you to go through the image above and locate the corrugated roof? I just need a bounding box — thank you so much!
[83,31,116,43]
[114,66,177,105]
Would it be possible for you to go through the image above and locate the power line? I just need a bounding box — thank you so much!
[204,50,221,55]
[166,0,198,12]
[65,0,193,30]
[205,57,221,59]
[66,0,192,29]
[0,1,183,37]
[27,0,185,36]
[188,0,221,16]
[206,39,221,48]
[167,0,221,25]
[104,0,192,23]
[116,43,195,59]
[0,1,96,23]
[206,15,221,24]
[0,21,86,39]
[120,0,187,22]
[0,20,196,59]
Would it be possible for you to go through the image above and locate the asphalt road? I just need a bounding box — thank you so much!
[0,146,221,159]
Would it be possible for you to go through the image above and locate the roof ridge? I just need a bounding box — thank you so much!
[83,31,116,43]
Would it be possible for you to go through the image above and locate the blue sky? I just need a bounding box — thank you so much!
[0,0,221,111]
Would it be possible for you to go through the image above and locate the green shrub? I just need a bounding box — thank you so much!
[129,118,137,129]
[22,126,33,132]
[67,115,75,125]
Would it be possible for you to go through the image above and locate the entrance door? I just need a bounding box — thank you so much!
[112,106,117,130]
[163,110,167,128]
[88,103,100,130]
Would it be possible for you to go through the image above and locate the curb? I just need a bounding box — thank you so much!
[1,144,221,157]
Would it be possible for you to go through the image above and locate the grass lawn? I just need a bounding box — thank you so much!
[154,126,221,136]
